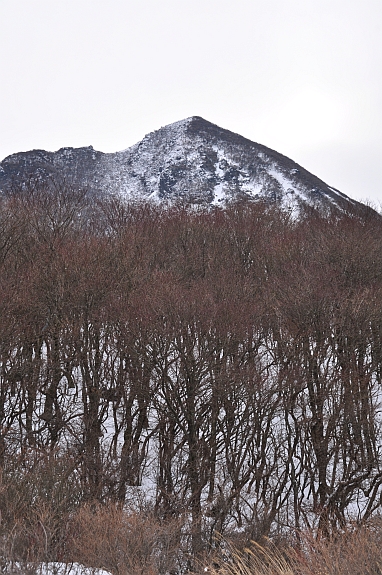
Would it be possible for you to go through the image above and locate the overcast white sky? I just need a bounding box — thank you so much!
[1,0,381,205]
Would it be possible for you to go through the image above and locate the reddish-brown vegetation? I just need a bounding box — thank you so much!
[1,183,382,567]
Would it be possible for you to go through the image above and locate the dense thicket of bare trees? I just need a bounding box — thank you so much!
[1,184,382,552]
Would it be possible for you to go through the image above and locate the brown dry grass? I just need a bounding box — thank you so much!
[203,538,294,575]
[291,522,382,575]
[69,504,185,575]
[204,522,382,575]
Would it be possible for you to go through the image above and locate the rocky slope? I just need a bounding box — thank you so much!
[0,116,364,213]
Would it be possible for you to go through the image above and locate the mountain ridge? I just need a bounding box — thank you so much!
[0,116,366,214]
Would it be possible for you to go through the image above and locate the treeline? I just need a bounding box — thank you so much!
[1,183,382,553]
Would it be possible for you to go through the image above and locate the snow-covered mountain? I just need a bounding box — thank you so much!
[0,116,365,212]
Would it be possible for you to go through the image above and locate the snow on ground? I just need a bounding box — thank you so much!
[268,167,301,197]
[212,182,226,205]
[6,563,112,575]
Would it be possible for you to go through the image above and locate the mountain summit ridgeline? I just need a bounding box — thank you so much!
[0,116,365,213]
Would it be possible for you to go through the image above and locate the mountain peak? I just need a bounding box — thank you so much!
[0,117,367,214]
